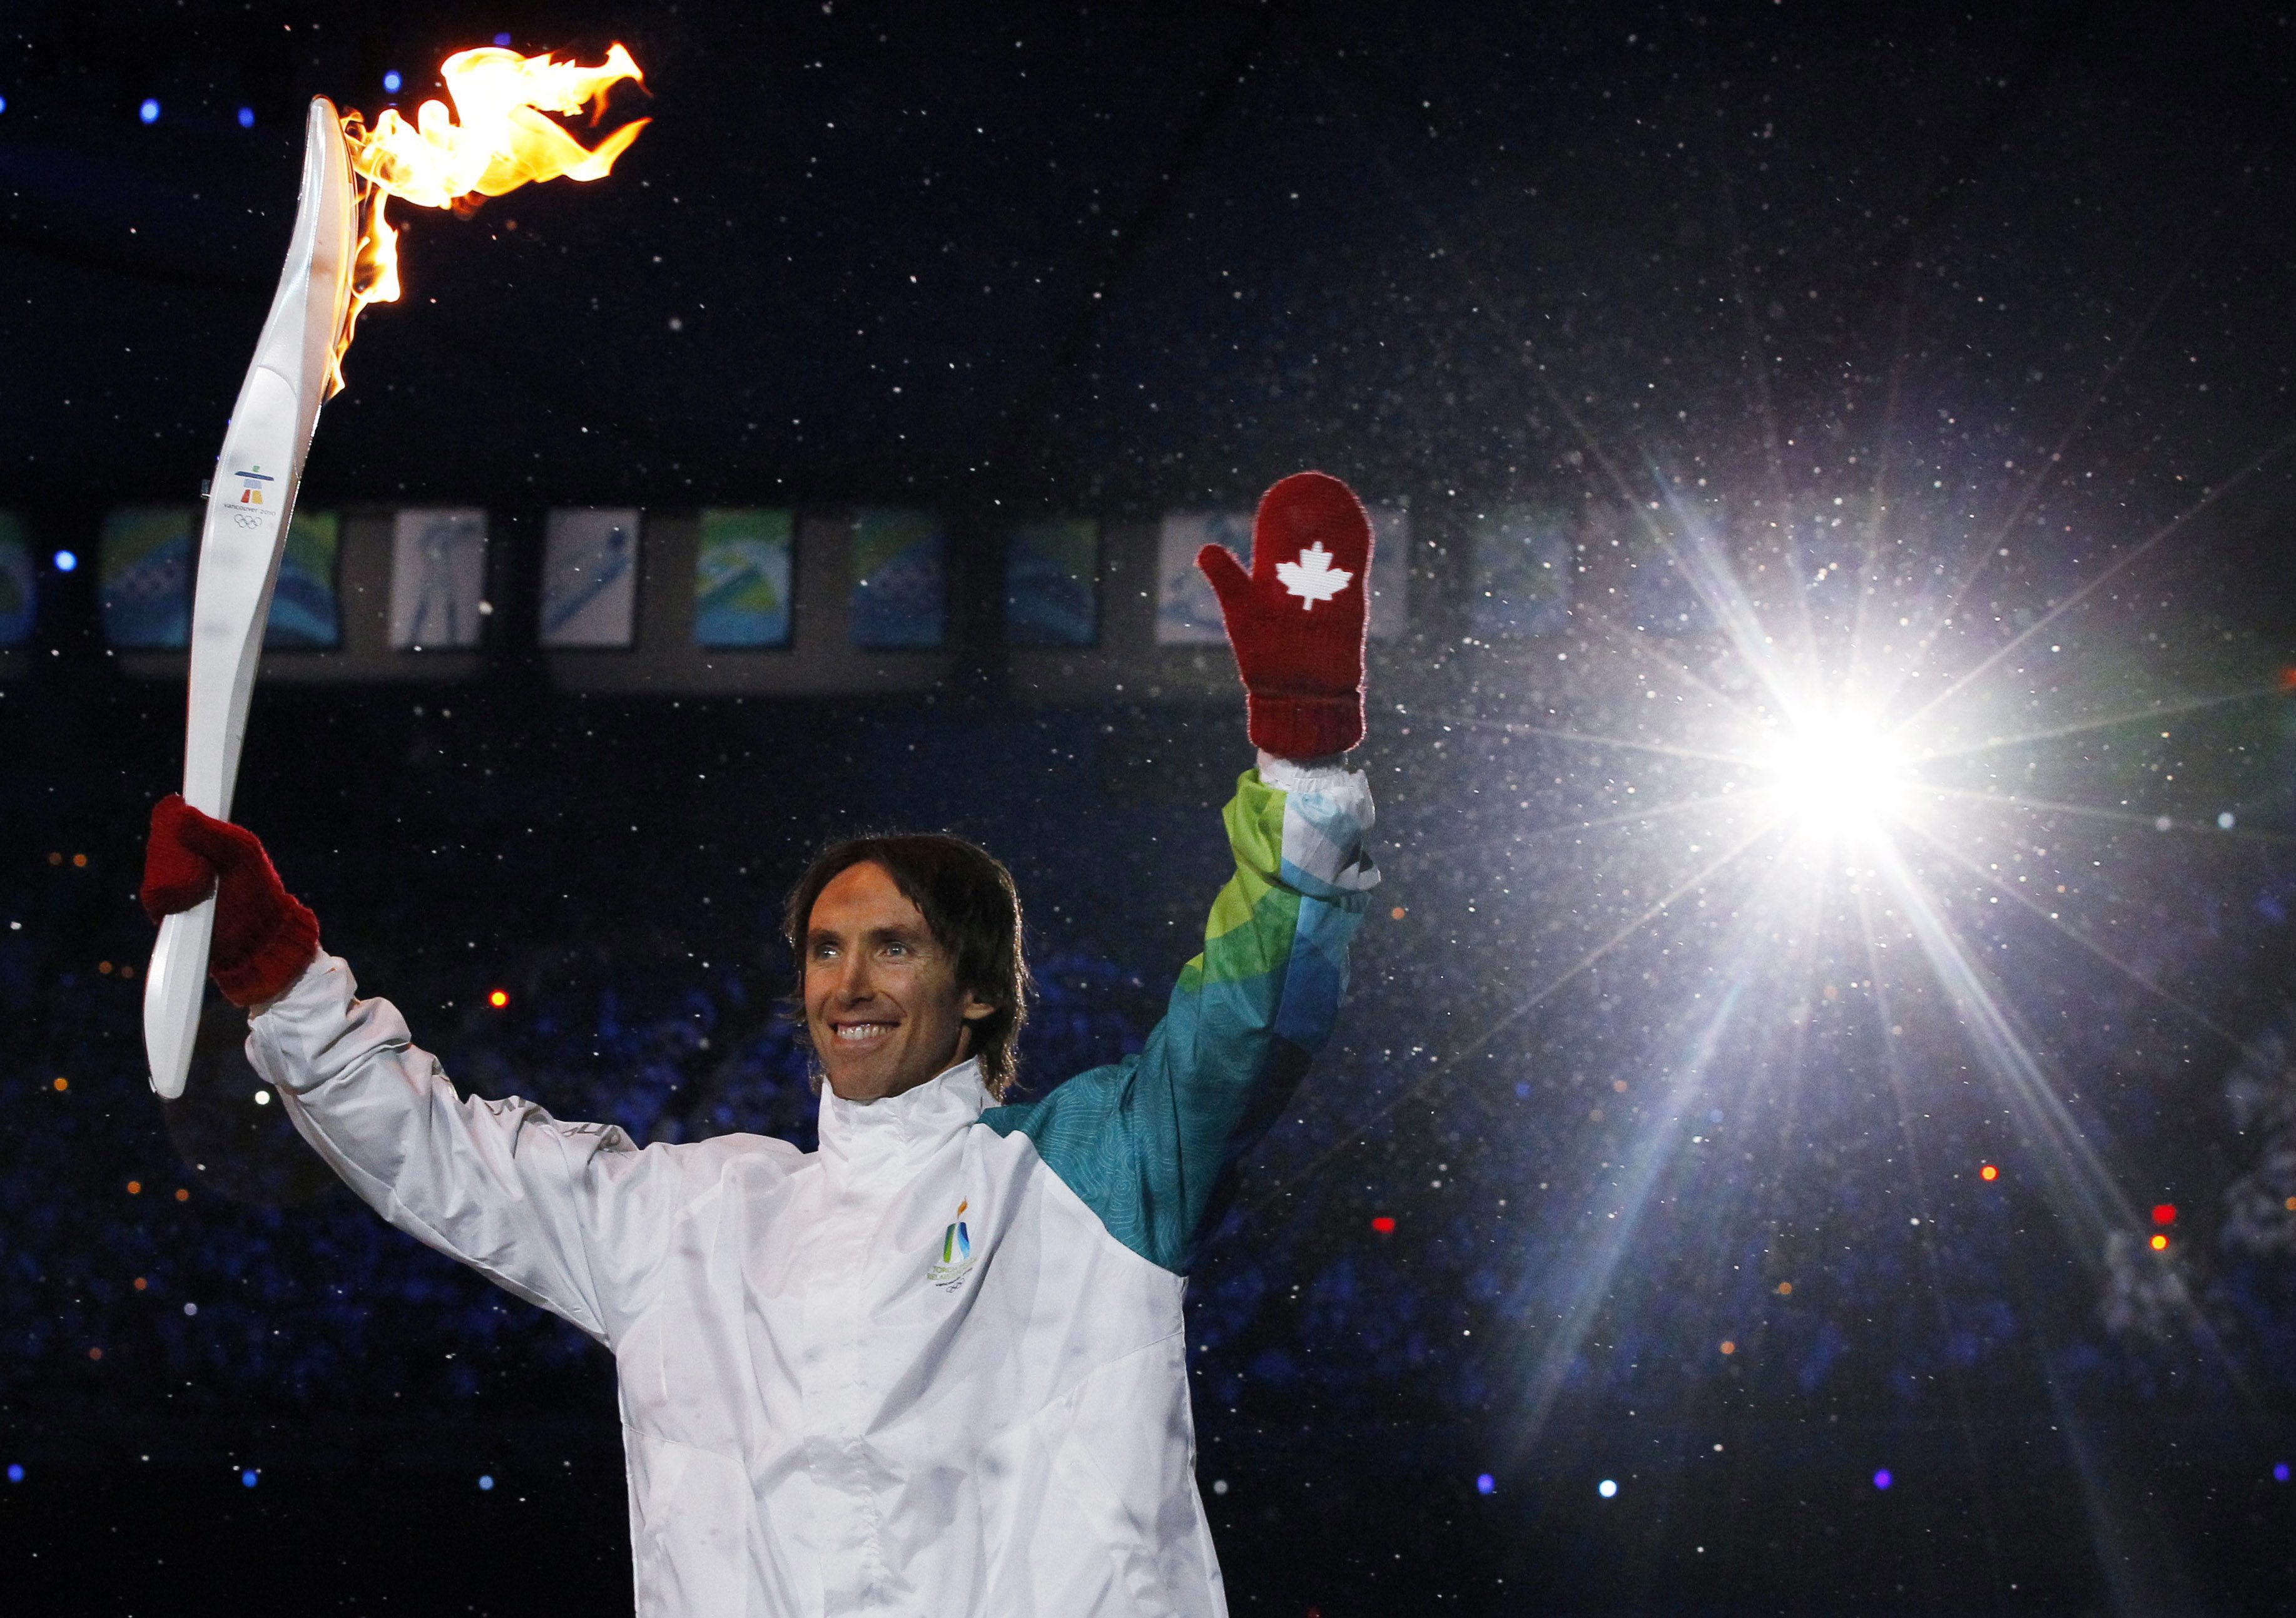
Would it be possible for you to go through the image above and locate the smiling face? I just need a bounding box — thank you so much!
[803,860,996,1103]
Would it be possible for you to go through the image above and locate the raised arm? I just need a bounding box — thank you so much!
[984,756,1376,1271]
[140,798,707,1345]
[984,471,1379,1271]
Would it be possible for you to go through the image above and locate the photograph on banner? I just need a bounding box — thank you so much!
[263,509,341,649]
[389,509,489,650]
[99,507,195,649]
[541,508,641,648]
[1154,510,1252,645]
[1468,504,1573,638]
[1005,518,1099,648]
[850,508,946,649]
[1365,504,1411,641]
[694,508,795,648]
[0,513,32,646]
[1612,502,1715,638]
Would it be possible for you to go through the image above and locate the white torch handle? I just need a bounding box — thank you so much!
[143,98,355,1099]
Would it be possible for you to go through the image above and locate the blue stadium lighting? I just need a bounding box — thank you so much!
[138,98,160,125]
[0,93,9,116]
[1597,1478,1618,1498]
[237,106,255,130]
[1872,1468,1894,1490]
[240,1468,258,1488]
[53,549,77,572]
[382,70,403,93]
[2278,1463,2291,1483]
[493,32,512,46]
[1475,1473,1495,1495]
[6,1463,21,1483]
[478,1473,495,1490]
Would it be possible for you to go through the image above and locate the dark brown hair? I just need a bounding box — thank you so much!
[783,833,1032,1100]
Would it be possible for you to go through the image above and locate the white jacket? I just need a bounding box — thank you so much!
[248,759,1375,1616]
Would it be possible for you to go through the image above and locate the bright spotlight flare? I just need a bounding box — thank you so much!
[1760,701,1911,838]
[141,45,647,1100]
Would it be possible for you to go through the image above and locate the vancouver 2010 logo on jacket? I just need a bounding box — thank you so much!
[927,1199,977,1291]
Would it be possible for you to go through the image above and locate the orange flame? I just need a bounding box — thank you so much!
[330,43,648,392]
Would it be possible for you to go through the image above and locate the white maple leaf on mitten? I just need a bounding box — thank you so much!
[1275,541,1355,610]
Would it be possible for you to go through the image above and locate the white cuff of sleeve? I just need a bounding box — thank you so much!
[1256,750,1353,792]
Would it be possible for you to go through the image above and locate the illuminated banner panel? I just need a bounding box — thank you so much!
[1154,511,1251,645]
[0,514,32,647]
[100,506,196,649]
[389,509,489,650]
[542,508,641,648]
[263,509,341,649]
[1469,504,1572,638]
[850,508,945,649]
[1366,504,1410,641]
[694,508,795,649]
[1005,518,1098,648]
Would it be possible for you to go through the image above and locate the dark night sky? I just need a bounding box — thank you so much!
[3,3,2291,568]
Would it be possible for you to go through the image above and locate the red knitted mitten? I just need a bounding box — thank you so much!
[1196,470,1374,758]
[141,795,321,1007]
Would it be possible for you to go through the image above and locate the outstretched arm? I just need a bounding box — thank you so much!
[984,471,1380,1271]
[141,799,698,1345]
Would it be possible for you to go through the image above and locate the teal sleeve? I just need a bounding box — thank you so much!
[980,763,1378,1273]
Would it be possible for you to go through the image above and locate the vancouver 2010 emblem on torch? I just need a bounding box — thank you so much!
[140,43,650,1099]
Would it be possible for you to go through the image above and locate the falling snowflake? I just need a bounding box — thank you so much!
[1276,542,1354,610]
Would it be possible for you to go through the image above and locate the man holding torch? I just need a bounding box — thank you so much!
[141,472,1380,1615]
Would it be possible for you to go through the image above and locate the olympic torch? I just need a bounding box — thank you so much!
[143,46,648,1098]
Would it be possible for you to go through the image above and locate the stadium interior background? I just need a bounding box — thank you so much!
[6,2,2296,1612]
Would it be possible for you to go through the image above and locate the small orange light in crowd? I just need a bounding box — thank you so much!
[1371,1216,1396,1234]
[98,961,114,975]
[2280,666,2296,692]
[126,1180,141,1196]
[133,1277,147,1291]
[174,1188,190,1203]
[121,964,136,980]
[488,989,510,1009]
[51,1076,68,1092]
[1719,1340,1737,1355]
[2151,1203,2177,1226]
[1775,1281,1793,1296]
[73,854,88,868]
[88,1347,103,1361]
[2285,1196,2296,1213]
[1979,1164,1998,1181]
[47,852,61,865]
[1389,907,1406,920]
[2150,1233,2169,1251]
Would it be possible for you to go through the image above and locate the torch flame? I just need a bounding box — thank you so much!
[330,43,647,393]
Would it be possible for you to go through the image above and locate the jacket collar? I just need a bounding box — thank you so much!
[817,1057,990,1186]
